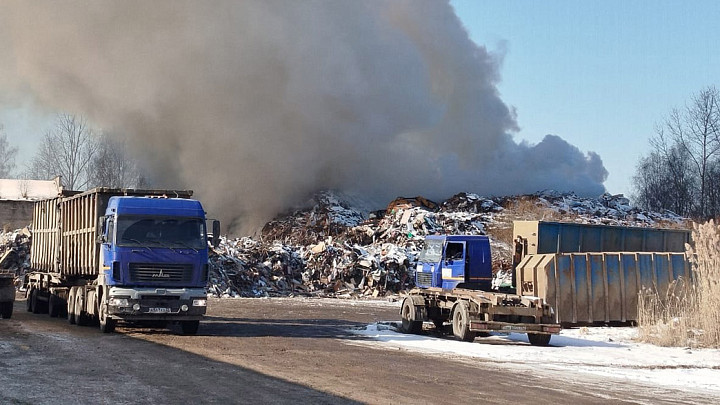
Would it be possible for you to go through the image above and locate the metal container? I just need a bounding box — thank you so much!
[513,221,690,255]
[516,252,690,324]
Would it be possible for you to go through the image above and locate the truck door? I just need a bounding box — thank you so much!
[441,241,466,289]
[466,240,492,290]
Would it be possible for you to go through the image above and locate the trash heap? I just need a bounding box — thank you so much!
[209,190,689,298]
[0,228,32,285]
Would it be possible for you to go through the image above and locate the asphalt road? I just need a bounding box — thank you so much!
[0,294,707,404]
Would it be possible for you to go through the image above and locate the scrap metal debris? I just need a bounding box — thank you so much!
[208,190,687,298]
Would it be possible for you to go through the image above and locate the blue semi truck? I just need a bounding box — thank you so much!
[24,188,219,335]
[400,235,561,346]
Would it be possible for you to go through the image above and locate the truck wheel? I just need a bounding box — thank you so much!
[399,298,422,334]
[0,302,12,319]
[527,333,551,346]
[75,292,88,326]
[67,288,76,324]
[31,289,43,314]
[181,320,199,335]
[452,301,476,342]
[48,294,61,318]
[26,289,33,312]
[99,305,116,333]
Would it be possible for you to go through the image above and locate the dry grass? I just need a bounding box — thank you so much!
[638,220,720,347]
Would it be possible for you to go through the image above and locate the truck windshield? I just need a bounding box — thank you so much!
[116,216,206,250]
[418,239,443,262]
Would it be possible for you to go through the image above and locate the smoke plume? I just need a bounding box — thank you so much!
[0,0,606,233]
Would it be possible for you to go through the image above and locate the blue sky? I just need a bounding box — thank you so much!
[451,0,720,197]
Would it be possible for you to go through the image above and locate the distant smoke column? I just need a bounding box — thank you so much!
[0,0,606,234]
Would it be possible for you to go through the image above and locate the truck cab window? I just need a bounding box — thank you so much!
[445,242,464,260]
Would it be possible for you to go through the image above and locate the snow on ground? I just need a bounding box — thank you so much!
[350,322,720,396]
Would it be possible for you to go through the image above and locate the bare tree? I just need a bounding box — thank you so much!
[633,86,720,219]
[0,124,18,178]
[666,86,720,217]
[89,133,147,189]
[27,114,98,190]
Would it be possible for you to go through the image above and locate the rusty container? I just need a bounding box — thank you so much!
[513,221,690,255]
[516,252,690,324]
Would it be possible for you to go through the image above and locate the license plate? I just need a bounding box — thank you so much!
[148,307,171,313]
[502,325,526,331]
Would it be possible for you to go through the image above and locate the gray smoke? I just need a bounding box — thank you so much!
[0,0,606,234]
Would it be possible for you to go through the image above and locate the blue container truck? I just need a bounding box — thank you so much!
[24,188,219,334]
[400,235,560,346]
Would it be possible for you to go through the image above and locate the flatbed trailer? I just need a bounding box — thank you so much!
[400,287,560,345]
[399,235,560,346]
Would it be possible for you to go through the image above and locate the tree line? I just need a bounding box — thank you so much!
[0,113,145,190]
[632,86,720,219]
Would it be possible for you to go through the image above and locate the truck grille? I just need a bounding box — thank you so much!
[129,263,193,283]
[416,271,432,287]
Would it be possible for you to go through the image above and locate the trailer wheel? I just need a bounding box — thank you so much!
[527,333,551,346]
[0,302,12,319]
[181,320,199,335]
[26,289,33,312]
[399,298,422,334]
[48,294,61,318]
[452,301,476,342]
[75,292,89,326]
[31,289,44,314]
[67,288,76,324]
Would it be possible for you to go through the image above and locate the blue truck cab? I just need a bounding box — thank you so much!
[415,235,492,290]
[97,195,218,333]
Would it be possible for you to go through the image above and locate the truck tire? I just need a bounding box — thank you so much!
[527,333,551,346]
[181,320,199,335]
[0,302,12,319]
[26,289,33,312]
[75,292,89,326]
[99,304,116,333]
[67,288,76,324]
[399,297,422,334]
[31,289,43,314]
[452,301,476,342]
[48,294,61,318]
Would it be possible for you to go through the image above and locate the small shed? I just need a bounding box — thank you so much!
[0,177,63,231]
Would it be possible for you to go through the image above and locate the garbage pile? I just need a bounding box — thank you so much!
[0,228,32,286]
[209,190,688,298]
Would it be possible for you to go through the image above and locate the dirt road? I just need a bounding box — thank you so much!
[0,295,706,404]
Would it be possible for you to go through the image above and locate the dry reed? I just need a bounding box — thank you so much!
[637,220,720,347]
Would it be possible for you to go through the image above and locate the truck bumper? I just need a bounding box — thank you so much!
[469,321,562,335]
[106,287,207,321]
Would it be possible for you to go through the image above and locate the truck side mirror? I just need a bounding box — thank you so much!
[211,220,221,248]
[96,217,107,244]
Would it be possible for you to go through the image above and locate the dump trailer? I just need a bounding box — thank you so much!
[399,235,560,346]
[512,221,692,325]
[24,188,220,334]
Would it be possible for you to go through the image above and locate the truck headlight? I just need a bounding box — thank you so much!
[108,298,129,306]
[192,299,207,307]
